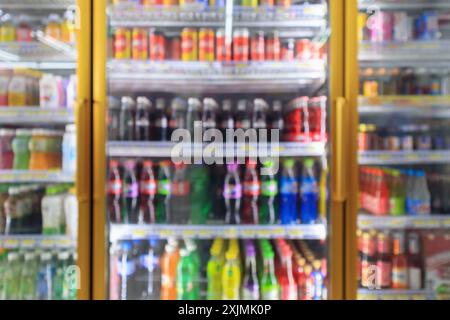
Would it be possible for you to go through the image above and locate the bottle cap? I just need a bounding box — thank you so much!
[7,252,19,262]
[109,159,119,168]
[304,158,314,169]
[121,241,132,251]
[124,160,136,170]
[143,160,153,168]
[210,238,224,256]
[283,158,296,169]
[227,163,239,171]
[180,248,189,257]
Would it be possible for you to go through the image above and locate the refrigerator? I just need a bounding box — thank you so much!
[92,0,347,300]
[0,0,91,300]
[346,0,450,300]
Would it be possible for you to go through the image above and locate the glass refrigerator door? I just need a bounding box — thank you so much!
[356,0,450,300]
[0,0,89,300]
[100,0,339,300]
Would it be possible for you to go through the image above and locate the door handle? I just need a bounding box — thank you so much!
[333,96,348,203]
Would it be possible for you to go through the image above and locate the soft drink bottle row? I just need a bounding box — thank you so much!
[0,248,77,300]
[0,184,78,237]
[0,69,77,108]
[360,67,450,97]
[0,125,77,172]
[358,230,424,291]
[358,122,450,152]
[109,237,327,300]
[0,12,76,44]
[108,158,326,225]
[109,95,327,143]
[113,26,325,62]
[358,10,448,43]
[112,0,298,8]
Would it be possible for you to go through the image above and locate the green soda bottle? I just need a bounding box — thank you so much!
[12,129,32,170]
[3,251,21,300]
[259,161,278,224]
[389,170,406,216]
[19,251,38,300]
[0,248,6,299]
[185,239,201,298]
[189,166,211,224]
[260,249,280,300]
[53,251,70,300]
[176,248,198,300]
[66,251,78,300]
[207,238,225,300]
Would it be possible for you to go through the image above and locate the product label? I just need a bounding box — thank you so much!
[261,180,278,197]
[108,179,122,195]
[301,178,318,195]
[157,179,171,196]
[223,184,242,200]
[123,182,138,198]
[261,287,279,300]
[389,197,405,216]
[392,268,408,289]
[281,284,298,300]
[140,179,157,196]
[406,198,430,215]
[117,260,136,277]
[243,181,260,197]
[242,284,259,300]
[280,177,298,195]
[376,261,392,287]
[408,267,422,290]
[171,181,190,196]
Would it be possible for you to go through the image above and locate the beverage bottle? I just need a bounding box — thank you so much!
[37,251,54,300]
[407,232,423,290]
[190,166,211,224]
[3,251,21,300]
[19,251,38,300]
[168,98,187,138]
[121,160,139,224]
[53,251,70,300]
[300,159,319,224]
[269,100,284,141]
[176,248,197,300]
[252,99,268,141]
[66,251,78,300]
[311,260,325,300]
[280,159,299,225]
[259,161,278,224]
[202,98,218,141]
[135,97,152,141]
[119,96,136,141]
[295,257,308,300]
[139,160,157,224]
[219,100,235,138]
[140,239,161,300]
[117,241,137,300]
[109,243,120,300]
[360,231,376,288]
[185,239,201,299]
[108,160,122,223]
[207,238,225,300]
[108,96,121,141]
[408,170,431,215]
[223,163,242,225]
[155,161,171,223]
[276,243,298,300]
[151,98,168,142]
[389,170,405,216]
[242,159,260,224]
[160,243,180,300]
[405,170,415,215]
[235,100,251,131]
[376,232,392,289]
[260,249,280,300]
[186,98,202,136]
[170,163,191,224]
[242,241,260,300]
[222,245,241,300]
[0,14,16,42]
[391,232,408,289]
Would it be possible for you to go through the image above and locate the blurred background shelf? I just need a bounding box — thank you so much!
[0,235,76,249]
[358,0,450,11]
[357,289,431,300]
[0,170,74,183]
[0,107,74,124]
[0,0,75,10]
[358,213,450,230]
[0,39,76,63]
[359,150,450,165]
[110,223,327,242]
[107,141,327,158]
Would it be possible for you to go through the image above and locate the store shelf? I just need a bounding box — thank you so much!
[357,289,431,300]
[0,235,76,249]
[0,0,74,10]
[359,96,450,118]
[358,213,450,230]
[110,223,327,242]
[359,150,450,165]
[107,141,326,158]
[109,4,327,33]
[0,107,74,124]
[359,41,450,68]
[0,170,74,183]
[107,60,326,93]
[359,0,450,11]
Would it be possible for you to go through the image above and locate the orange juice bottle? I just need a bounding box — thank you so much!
[61,10,76,44]
[45,14,62,41]
[160,241,180,300]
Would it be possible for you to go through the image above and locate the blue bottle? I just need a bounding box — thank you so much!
[300,159,318,224]
[279,159,298,225]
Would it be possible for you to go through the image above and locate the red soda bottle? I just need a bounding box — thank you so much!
[276,241,298,300]
[108,159,122,223]
[242,159,260,224]
[139,160,157,224]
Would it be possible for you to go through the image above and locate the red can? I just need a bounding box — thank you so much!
[276,0,291,7]
[281,39,295,61]
[216,28,232,62]
[283,97,309,142]
[199,28,215,62]
[132,28,148,60]
[295,39,312,60]
[169,37,181,60]
[308,96,327,142]
[113,28,131,59]
[250,31,265,61]
[149,28,165,61]
[233,28,249,62]
[265,31,280,61]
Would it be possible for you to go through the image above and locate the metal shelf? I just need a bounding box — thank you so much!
[108,60,326,94]
[358,213,450,230]
[359,150,450,165]
[359,41,450,68]
[109,4,327,32]
[0,170,74,183]
[359,0,450,11]
[357,289,431,300]
[359,96,450,118]
[0,0,75,10]
[107,141,326,158]
[0,107,74,124]
[110,223,327,242]
[0,235,76,249]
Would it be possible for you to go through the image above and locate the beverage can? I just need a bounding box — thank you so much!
[266,31,281,61]
[132,28,148,60]
[251,31,265,61]
[181,28,198,61]
[393,12,412,42]
[233,28,249,62]
[199,28,215,62]
[169,37,181,60]
[149,28,166,61]
[114,28,131,59]
[296,39,312,60]
[368,11,393,42]
[216,28,232,62]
